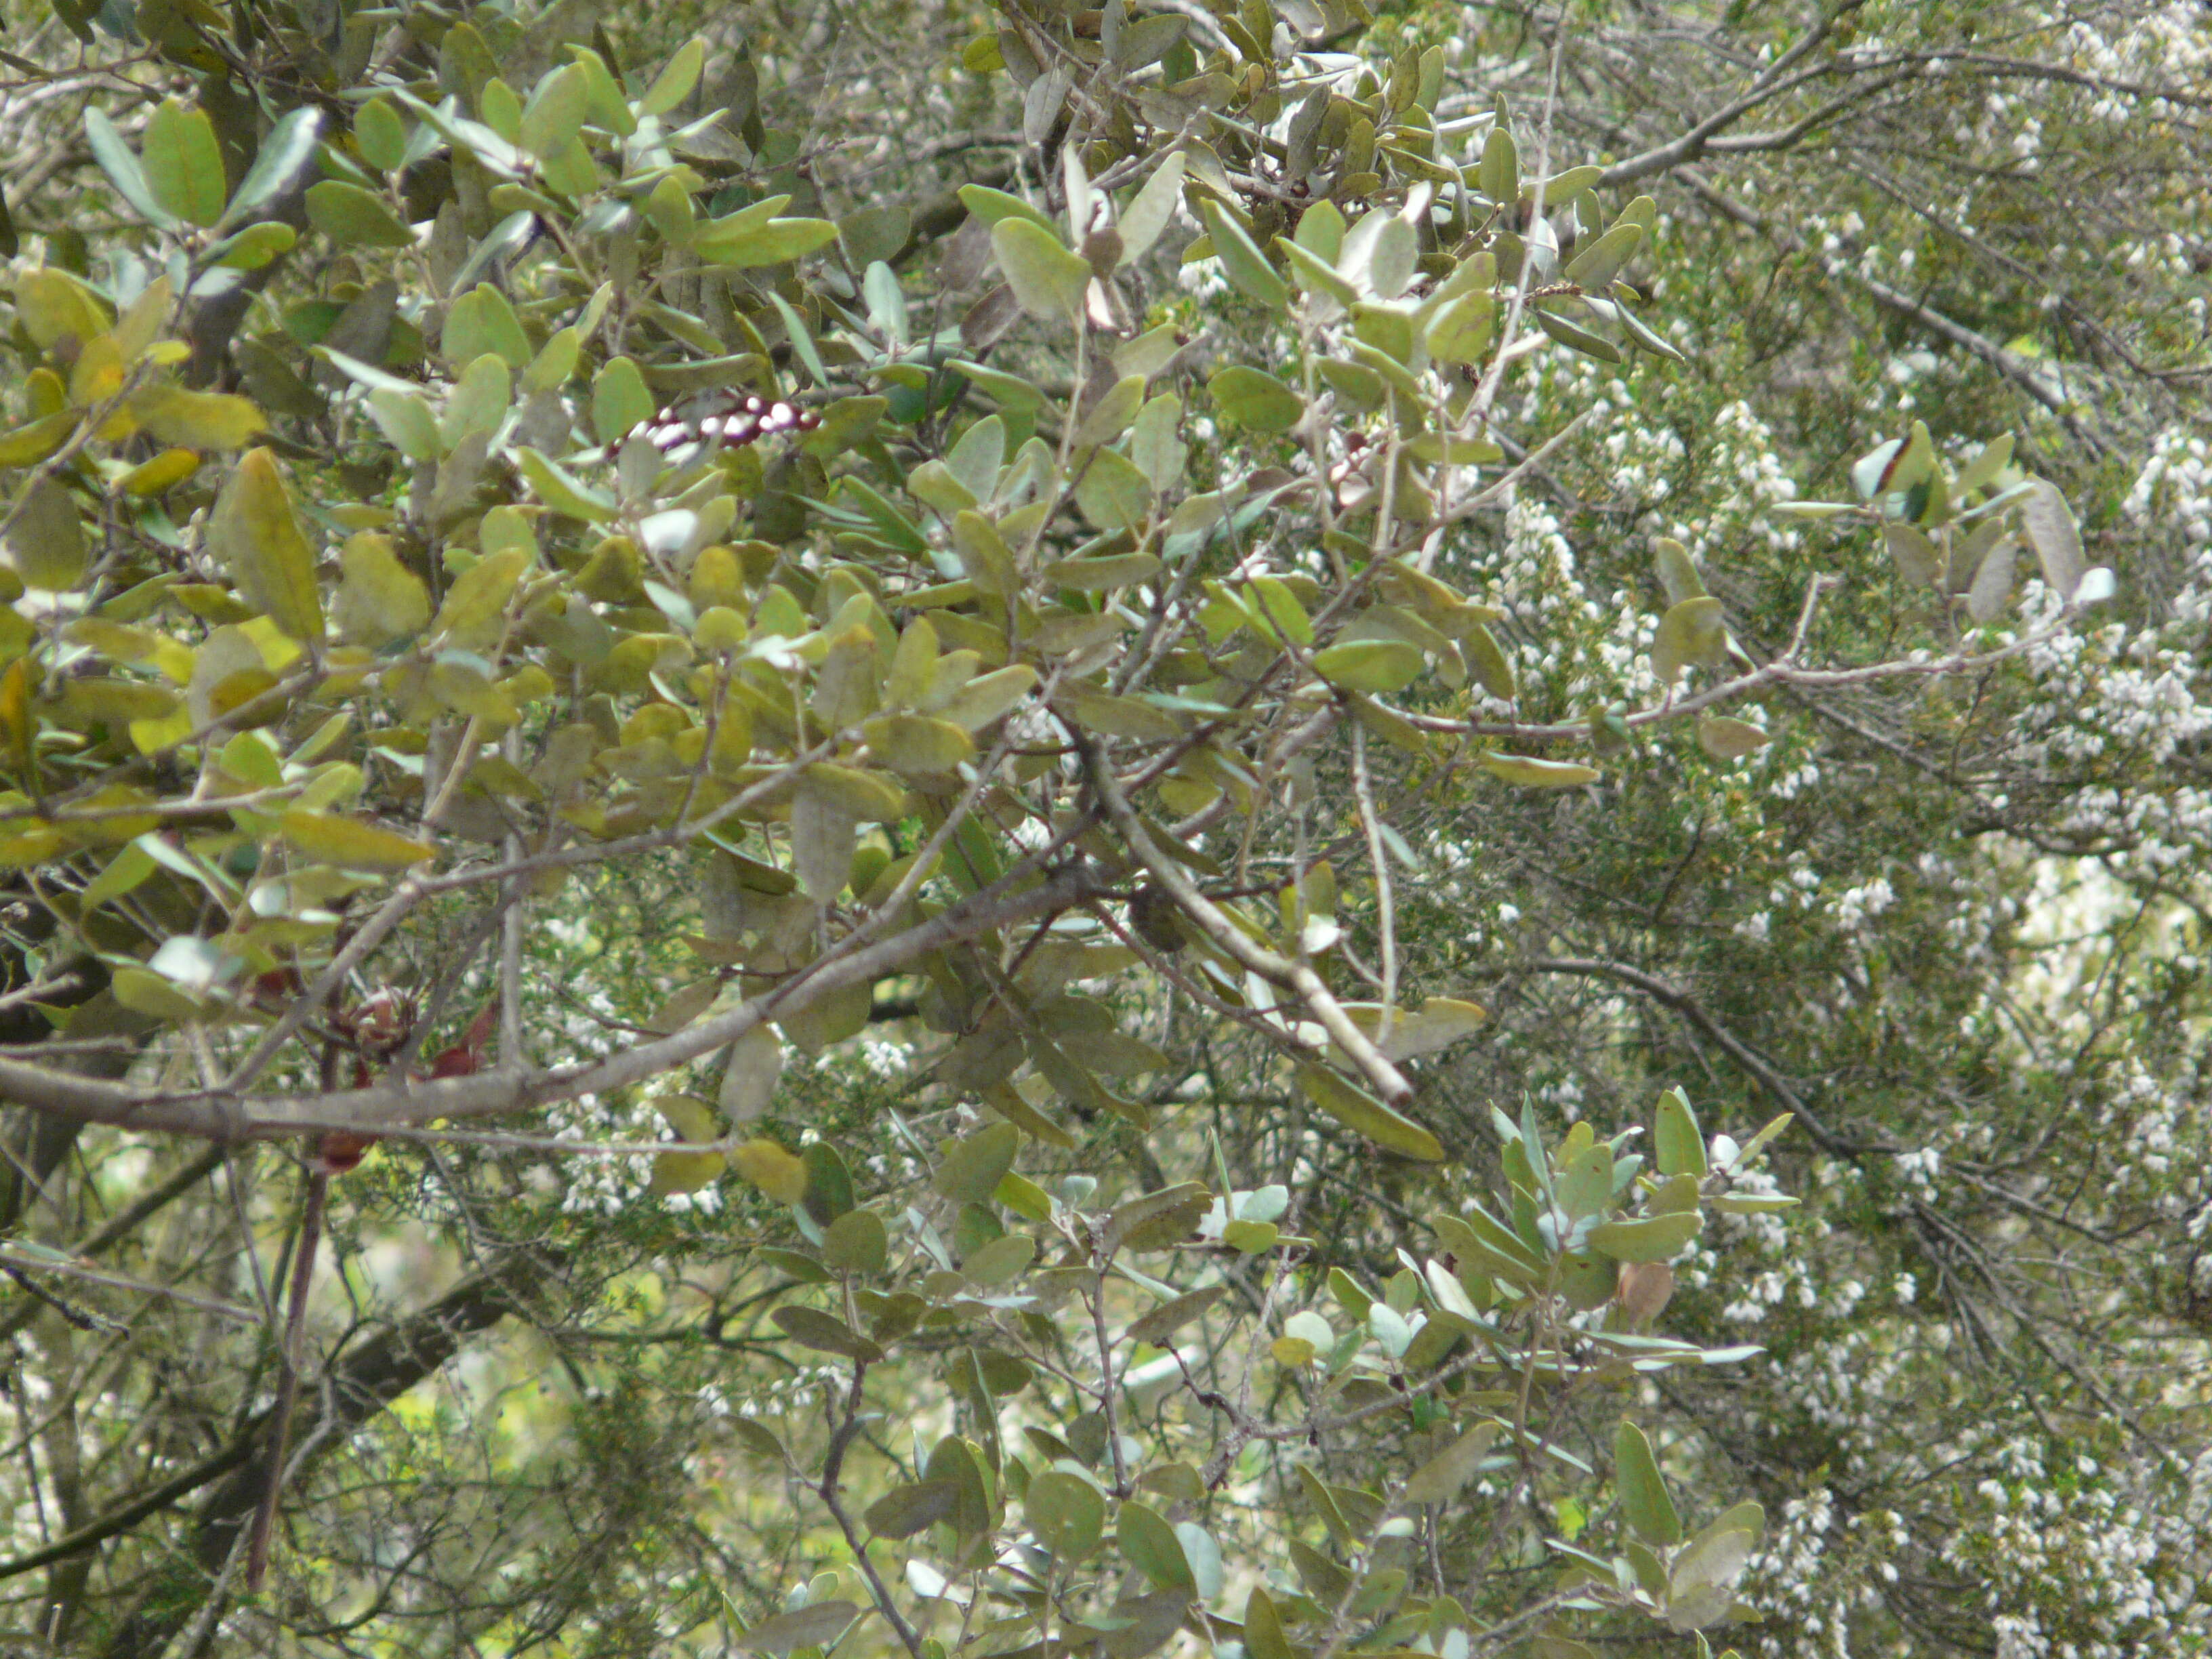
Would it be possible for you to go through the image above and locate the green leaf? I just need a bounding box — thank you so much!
[1477,124,1518,204]
[1613,1420,1682,1547]
[112,966,206,1023]
[1336,996,1487,1063]
[1653,537,1706,605]
[206,449,323,642]
[862,714,974,777]
[1197,198,1288,310]
[1883,520,1942,588]
[1027,1470,1105,1559]
[1128,1286,1228,1346]
[1105,1183,1212,1252]
[1312,639,1425,694]
[1117,152,1185,266]
[1298,1064,1443,1161]
[865,1480,960,1538]
[1462,621,1515,700]
[1402,1420,1498,1503]
[352,100,405,173]
[142,99,227,228]
[1654,1087,1706,1179]
[306,181,415,248]
[1587,1210,1701,1263]
[432,548,527,649]
[223,106,324,228]
[731,1139,808,1204]
[640,37,706,115]
[1562,221,1645,288]
[992,217,1090,323]
[1074,447,1155,530]
[592,356,655,447]
[1278,235,1359,307]
[769,1305,884,1362]
[958,183,1055,232]
[935,1121,1019,1204]
[83,108,178,230]
[1207,365,1303,432]
[1118,1499,1194,1591]
[823,1208,888,1274]
[514,447,617,522]
[1426,291,1494,364]
[1534,302,1621,363]
[2019,478,2085,600]
[696,214,838,268]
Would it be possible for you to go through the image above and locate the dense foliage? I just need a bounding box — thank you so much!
[0,0,2202,1655]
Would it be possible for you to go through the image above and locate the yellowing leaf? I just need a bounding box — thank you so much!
[206,449,323,642]
[432,549,527,649]
[1651,595,1725,685]
[281,809,436,869]
[8,476,86,591]
[1696,715,1770,759]
[130,386,267,449]
[730,1137,808,1204]
[1478,752,1601,787]
[862,714,974,777]
[118,449,201,495]
[651,1151,726,1195]
[14,268,110,351]
[333,533,431,646]
[800,761,907,822]
[1312,638,1425,694]
[0,413,77,468]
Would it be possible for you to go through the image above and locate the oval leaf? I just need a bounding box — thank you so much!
[1297,1063,1443,1161]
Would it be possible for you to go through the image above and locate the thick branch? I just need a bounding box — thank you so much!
[94,1252,545,1659]
[0,859,1098,1143]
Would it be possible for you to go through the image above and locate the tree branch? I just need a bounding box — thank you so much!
[0,859,1099,1143]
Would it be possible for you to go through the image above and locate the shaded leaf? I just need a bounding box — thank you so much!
[1118,1500,1194,1591]
[1128,1286,1227,1346]
[1028,1469,1105,1559]
[935,1121,1020,1204]
[1614,1420,1682,1546]
[770,1306,884,1362]
[1298,1063,1443,1160]
[737,1603,859,1654]
[865,1481,960,1538]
